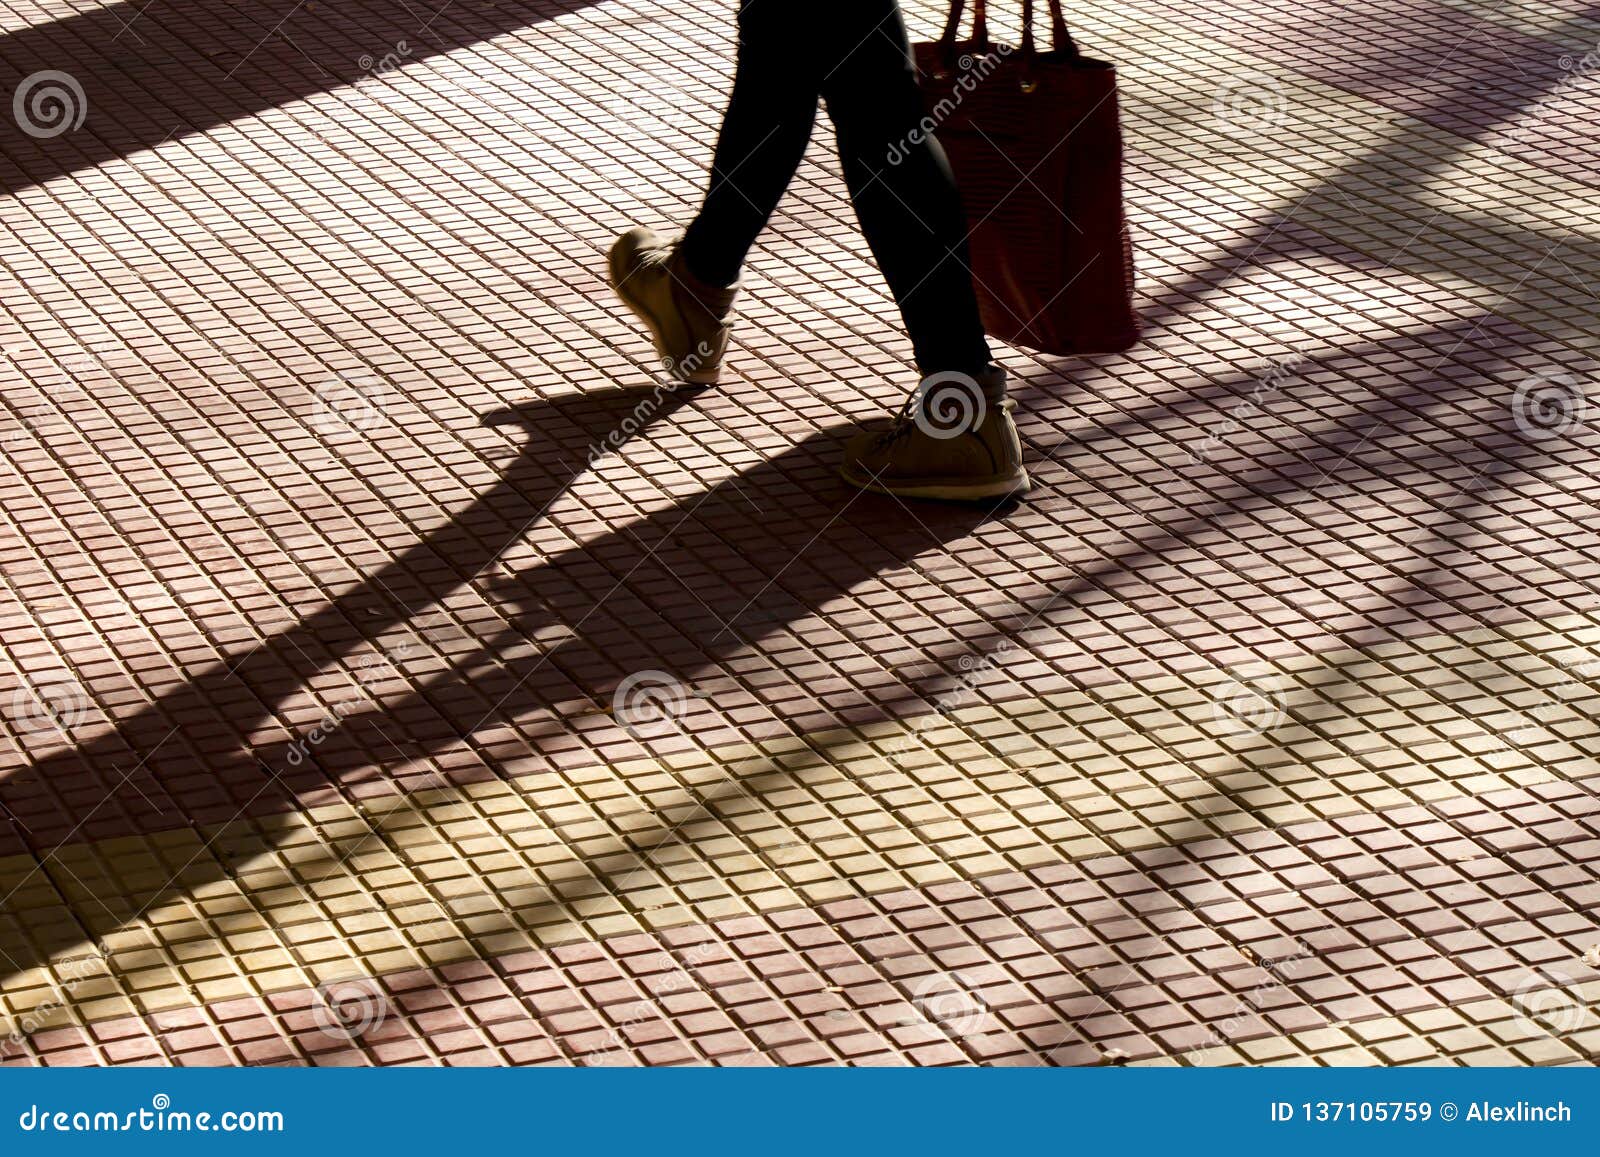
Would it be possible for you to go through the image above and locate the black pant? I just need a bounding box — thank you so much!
[679,0,993,375]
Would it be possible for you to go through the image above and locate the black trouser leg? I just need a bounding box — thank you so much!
[678,3,820,288]
[821,0,993,375]
[680,0,993,376]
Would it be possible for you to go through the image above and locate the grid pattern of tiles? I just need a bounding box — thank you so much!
[0,0,1597,1064]
[4,619,1600,1034]
[10,775,1600,1065]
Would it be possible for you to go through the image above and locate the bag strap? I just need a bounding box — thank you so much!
[1021,0,1077,56]
[941,0,989,52]
[942,0,1078,57]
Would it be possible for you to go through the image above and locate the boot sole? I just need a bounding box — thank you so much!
[607,238,724,386]
[838,462,1032,502]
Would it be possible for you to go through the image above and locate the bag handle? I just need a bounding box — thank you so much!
[940,0,988,51]
[940,0,1078,58]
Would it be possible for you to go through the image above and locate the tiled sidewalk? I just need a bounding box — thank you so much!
[0,0,1598,1065]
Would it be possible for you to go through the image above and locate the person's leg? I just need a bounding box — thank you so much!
[818,0,993,376]
[821,1,1025,500]
[609,0,822,383]
[678,0,824,289]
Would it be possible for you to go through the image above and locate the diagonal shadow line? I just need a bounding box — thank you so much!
[0,0,1587,1043]
[1104,0,1600,346]
[0,0,602,200]
[0,314,1504,826]
[0,401,1004,989]
[1002,8,1600,891]
[0,313,1545,991]
[957,327,1582,1061]
[873,10,1600,1042]
[0,382,701,835]
[1078,342,1600,1056]
[1107,339,1569,848]
[1049,429,1593,1064]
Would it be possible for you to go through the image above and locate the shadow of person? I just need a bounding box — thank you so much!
[0,384,1009,984]
[3,316,1553,995]
[0,0,1590,1052]
[1,382,706,845]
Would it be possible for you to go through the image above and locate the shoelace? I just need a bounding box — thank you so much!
[875,389,1003,447]
[873,392,926,448]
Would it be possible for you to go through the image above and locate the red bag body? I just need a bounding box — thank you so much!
[912,0,1138,355]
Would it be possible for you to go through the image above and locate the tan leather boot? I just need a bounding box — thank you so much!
[839,367,1029,501]
[608,226,736,384]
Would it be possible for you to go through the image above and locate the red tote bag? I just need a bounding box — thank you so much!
[912,0,1138,355]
